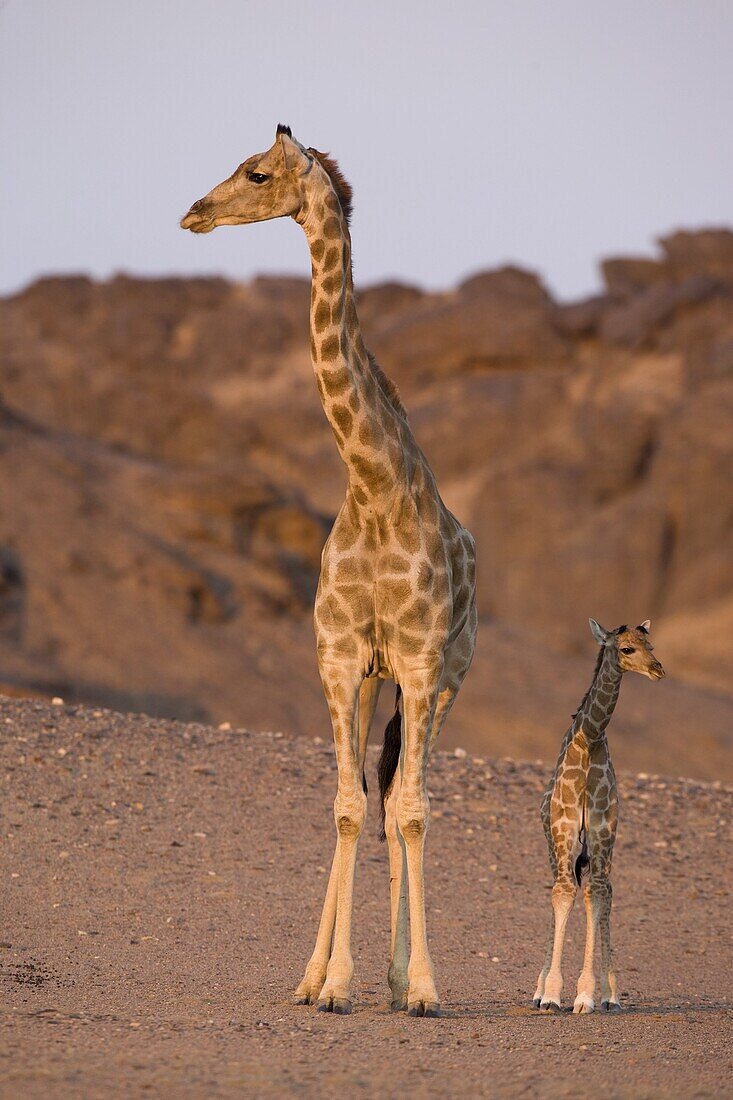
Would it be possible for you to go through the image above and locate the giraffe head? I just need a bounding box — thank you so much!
[180,125,344,234]
[589,619,665,680]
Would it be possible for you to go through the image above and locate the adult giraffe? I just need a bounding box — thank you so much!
[181,126,477,1017]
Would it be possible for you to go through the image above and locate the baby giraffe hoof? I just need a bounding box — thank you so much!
[573,994,595,1015]
[600,1000,622,1014]
[316,995,352,1015]
[407,1000,441,1018]
[540,999,562,1013]
[532,997,542,1009]
[390,995,408,1013]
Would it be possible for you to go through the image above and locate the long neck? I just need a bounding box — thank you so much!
[574,645,622,742]
[297,187,409,505]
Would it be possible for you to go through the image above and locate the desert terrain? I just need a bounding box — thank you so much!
[1,228,732,781]
[0,698,731,1098]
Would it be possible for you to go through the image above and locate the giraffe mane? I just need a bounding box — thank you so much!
[304,145,404,420]
[367,353,408,421]
[308,149,354,225]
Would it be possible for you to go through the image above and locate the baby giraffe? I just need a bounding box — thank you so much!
[533,619,665,1014]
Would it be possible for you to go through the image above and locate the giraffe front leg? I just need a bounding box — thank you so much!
[396,669,443,1018]
[294,839,339,1005]
[313,660,365,1015]
[294,674,378,1008]
[573,882,599,1014]
[532,911,555,1008]
[541,876,577,1011]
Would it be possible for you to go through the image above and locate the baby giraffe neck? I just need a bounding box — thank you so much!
[576,646,622,742]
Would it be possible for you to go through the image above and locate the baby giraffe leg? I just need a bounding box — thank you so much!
[532,914,555,1007]
[598,879,621,1012]
[541,874,577,1010]
[574,882,599,1013]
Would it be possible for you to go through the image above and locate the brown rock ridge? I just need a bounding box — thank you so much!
[1,230,731,779]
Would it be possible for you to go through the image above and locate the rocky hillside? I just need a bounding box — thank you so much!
[1,230,732,779]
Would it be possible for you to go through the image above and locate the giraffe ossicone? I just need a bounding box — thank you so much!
[533,619,664,1015]
[182,126,477,1017]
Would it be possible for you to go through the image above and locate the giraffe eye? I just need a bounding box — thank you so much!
[248,172,269,184]
[620,646,635,655]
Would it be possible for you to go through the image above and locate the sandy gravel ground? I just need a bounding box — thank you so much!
[1,698,731,1098]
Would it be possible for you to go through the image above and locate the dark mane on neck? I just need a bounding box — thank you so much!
[309,149,354,224]
[367,352,408,421]
[572,645,605,720]
[306,148,403,420]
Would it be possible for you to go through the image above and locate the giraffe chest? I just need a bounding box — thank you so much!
[314,497,462,670]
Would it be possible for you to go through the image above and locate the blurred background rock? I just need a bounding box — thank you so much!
[1,229,731,779]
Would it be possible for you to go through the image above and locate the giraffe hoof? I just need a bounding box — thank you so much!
[532,998,542,1009]
[573,996,595,1014]
[600,1000,622,1014]
[316,995,352,1015]
[390,997,407,1013]
[540,1000,562,1013]
[407,1000,441,1018]
[294,975,325,1006]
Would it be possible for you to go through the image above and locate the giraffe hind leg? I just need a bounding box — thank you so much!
[377,687,410,1010]
[598,878,621,1012]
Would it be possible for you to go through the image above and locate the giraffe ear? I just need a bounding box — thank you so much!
[589,618,609,645]
[279,131,312,175]
[639,619,651,633]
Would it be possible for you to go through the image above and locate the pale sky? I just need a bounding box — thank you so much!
[2,0,732,300]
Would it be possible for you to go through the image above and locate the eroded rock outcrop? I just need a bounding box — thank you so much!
[1,230,731,777]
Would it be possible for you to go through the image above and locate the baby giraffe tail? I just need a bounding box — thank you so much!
[377,686,402,842]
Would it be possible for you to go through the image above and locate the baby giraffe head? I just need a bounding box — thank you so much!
[180,124,315,234]
[589,619,665,681]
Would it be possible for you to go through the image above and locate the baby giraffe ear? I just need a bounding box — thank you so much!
[639,619,651,633]
[279,130,313,175]
[589,618,609,645]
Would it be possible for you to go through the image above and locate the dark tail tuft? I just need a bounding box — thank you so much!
[574,836,590,887]
[377,686,402,842]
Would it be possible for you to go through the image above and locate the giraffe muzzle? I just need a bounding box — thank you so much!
[180,199,215,233]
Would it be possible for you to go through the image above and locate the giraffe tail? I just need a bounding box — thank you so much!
[377,686,402,842]
[574,828,590,886]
